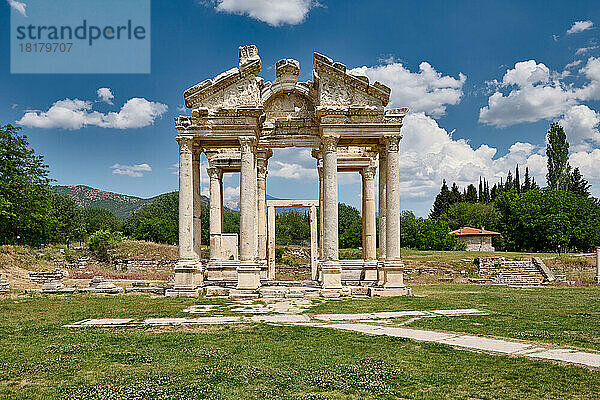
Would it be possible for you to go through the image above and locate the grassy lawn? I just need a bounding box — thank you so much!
[1,286,599,399]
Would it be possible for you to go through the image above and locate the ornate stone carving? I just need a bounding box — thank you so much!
[386,136,401,152]
[264,92,315,121]
[206,167,223,180]
[177,137,194,154]
[239,136,256,153]
[362,165,377,180]
[321,136,339,153]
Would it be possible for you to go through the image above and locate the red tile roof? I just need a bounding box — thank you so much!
[449,227,500,236]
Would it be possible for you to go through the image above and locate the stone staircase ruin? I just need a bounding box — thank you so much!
[476,257,553,287]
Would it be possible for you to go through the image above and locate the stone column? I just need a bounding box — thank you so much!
[321,136,342,289]
[596,246,600,284]
[255,151,270,262]
[318,166,324,260]
[268,205,276,280]
[378,147,387,262]
[384,135,404,289]
[177,137,195,261]
[208,167,223,261]
[362,166,377,261]
[167,137,201,297]
[310,204,318,280]
[192,149,202,260]
[237,136,260,290]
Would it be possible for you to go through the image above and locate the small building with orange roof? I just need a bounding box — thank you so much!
[449,226,500,251]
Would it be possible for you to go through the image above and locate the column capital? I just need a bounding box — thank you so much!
[206,167,223,180]
[239,136,257,152]
[257,164,268,180]
[321,135,339,153]
[176,136,194,154]
[385,135,402,152]
[361,165,377,180]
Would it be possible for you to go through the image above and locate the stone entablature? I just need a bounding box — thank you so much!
[171,45,410,298]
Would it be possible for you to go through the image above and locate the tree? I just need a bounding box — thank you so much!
[546,123,571,191]
[505,171,514,191]
[82,207,120,235]
[569,167,591,197]
[449,182,463,204]
[123,192,179,244]
[0,124,55,244]
[339,221,362,249]
[430,180,450,218]
[514,165,521,193]
[51,192,85,244]
[275,209,310,246]
[465,184,478,203]
[522,167,532,192]
[478,177,484,202]
[442,202,501,232]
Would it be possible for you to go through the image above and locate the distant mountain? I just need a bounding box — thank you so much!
[52,185,227,220]
[52,185,210,220]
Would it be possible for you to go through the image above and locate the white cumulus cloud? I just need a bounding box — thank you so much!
[110,163,152,178]
[557,105,600,151]
[7,0,27,17]
[567,20,594,35]
[479,60,578,127]
[349,61,466,117]
[97,88,114,104]
[209,0,318,26]
[17,90,168,130]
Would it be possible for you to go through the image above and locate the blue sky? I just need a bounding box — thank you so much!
[2,0,600,216]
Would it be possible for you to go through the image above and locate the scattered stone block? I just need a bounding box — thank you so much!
[29,269,68,284]
[41,281,64,292]
[369,287,412,297]
[0,274,9,295]
[204,286,230,297]
[89,276,106,287]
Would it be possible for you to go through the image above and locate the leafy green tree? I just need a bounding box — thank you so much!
[123,192,178,244]
[0,124,55,245]
[546,122,571,191]
[275,209,310,246]
[339,221,362,249]
[82,207,120,235]
[88,230,124,262]
[494,188,600,252]
[449,182,463,205]
[442,202,501,231]
[51,192,85,244]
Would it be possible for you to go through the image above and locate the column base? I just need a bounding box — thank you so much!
[236,262,261,290]
[363,259,379,281]
[321,261,342,289]
[595,276,600,284]
[382,259,405,288]
[376,260,386,286]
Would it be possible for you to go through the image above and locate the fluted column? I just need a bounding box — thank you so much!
[192,148,202,260]
[318,166,324,260]
[177,137,195,261]
[255,149,272,262]
[362,166,377,261]
[383,135,404,289]
[207,167,223,261]
[239,137,257,261]
[385,136,401,261]
[378,146,387,261]
[321,135,342,289]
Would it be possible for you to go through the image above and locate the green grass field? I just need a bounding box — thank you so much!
[1,285,600,399]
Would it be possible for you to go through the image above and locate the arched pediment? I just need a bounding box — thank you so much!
[263,90,316,122]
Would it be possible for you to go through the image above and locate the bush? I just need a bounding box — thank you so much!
[88,230,124,262]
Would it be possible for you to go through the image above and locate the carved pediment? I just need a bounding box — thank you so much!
[184,45,263,110]
[313,53,390,108]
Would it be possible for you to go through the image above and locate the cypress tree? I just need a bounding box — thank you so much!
[515,164,521,193]
[546,122,571,191]
[429,180,451,218]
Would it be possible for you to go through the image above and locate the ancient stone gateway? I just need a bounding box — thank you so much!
[169,45,409,298]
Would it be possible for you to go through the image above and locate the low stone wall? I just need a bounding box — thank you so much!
[476,257,547,286]
[113,259,176,273]
[29,269,69,284]
[0,274,9,295]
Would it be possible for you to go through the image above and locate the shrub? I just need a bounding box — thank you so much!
[88,230,124,262]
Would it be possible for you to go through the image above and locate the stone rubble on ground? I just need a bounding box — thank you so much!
[0,274,9,295]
